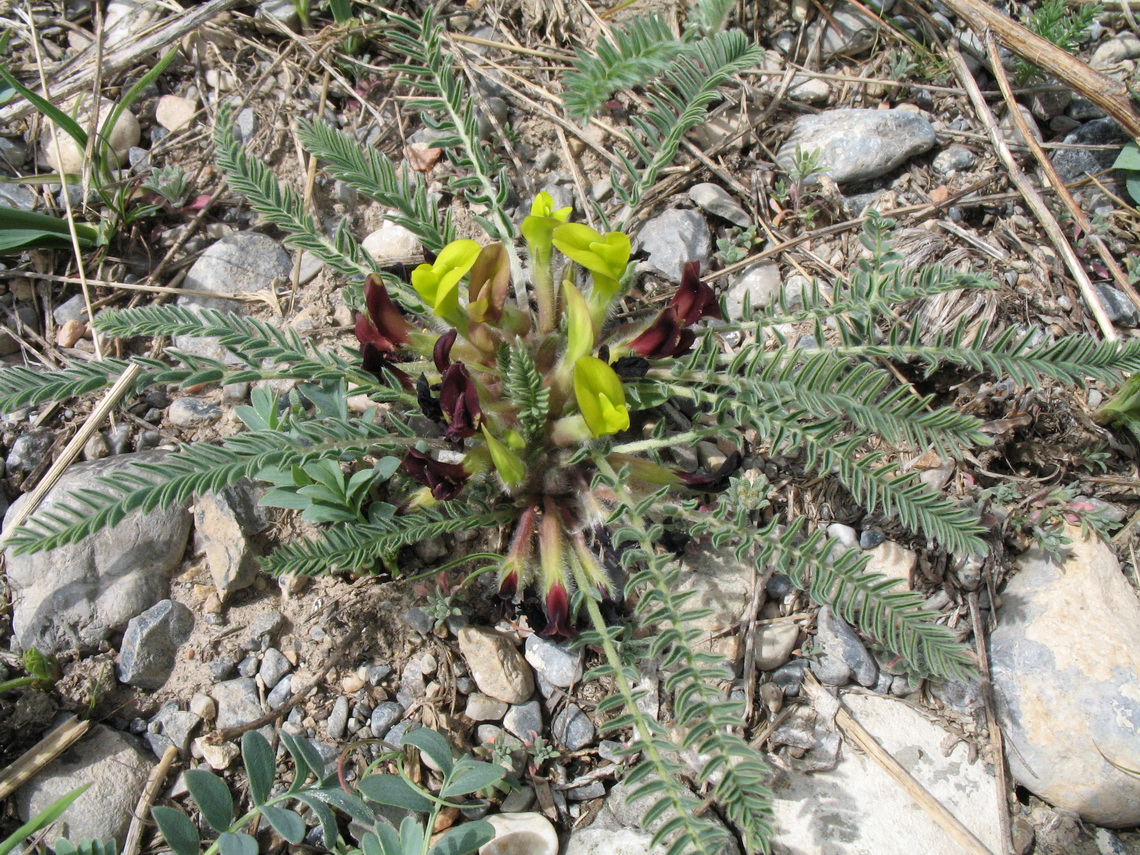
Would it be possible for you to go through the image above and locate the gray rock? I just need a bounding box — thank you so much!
[168,397,222,428]
[818,7,877,57]
[266,675,293,709]
[1052,118,1130,185]
[815,606,878,688]
[53,294,89,326]
[248,609,285,639]
[688,183,750,227]
[5,450,192,652]
[1030,88,1072,122]
[565,828,658,855]
[366,663,392,685]
[637,209,712,283]
[777,109,936,185]
[146,702,201,756]
[326,696,350,740]
[827,523,859,551]
[401,607,433,635]
[769,693,1003,853]
[369,701,403,738]
[766,573,796,598]
[0,183,35,211]
[932,144,976,175]
[259,647,292,689]
[6,431,54,476]
[238,655,259,678]
[567,781,606,801]
[859,529,885,549]
[233,108,258,144]
[174,232,291,360]
[503,699,543,741]
[524,634,582,688]
[0,135,28,169]
[195,480,265,601]
[772,659,809,697]
[1091,283,1139,328]
[256,0,299,30]
[726,262,781,319]
[990,527,1140,826]
[117,599,193,688]
[212,678,264,730]
[385,720,418,749]
[16,725,154,845]
[552,704,595,750]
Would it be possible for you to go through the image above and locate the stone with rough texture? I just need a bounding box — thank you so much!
[259,648,292,689]
[769,693,1003,853]
[146,703,201,756]
[990,527,1140,826]
[815,606,878,688]
[212,678,264,730]
[117,599,193,688]
[503,699,543,741]
[689,183,751,227]
[552,704,595,750]
[174,232,291,360]
[756,622,800,671]
[465,693,508,721]
[41,96,139,173]
[155,95,197,132]
[17,725,154,845]
[727,262,781,318]
[932,145,976,175]
[479,812,558,855]
[565,828,659,855]
[1052,119,1130,186]
[168,397,222,428]
[1092,283,1140,328]
[195,480,266,601]
[524,634,582,688]
[863,540,916,589]
[5,450,192,653]
[362,221,422,263]
[1091,35,1140,68]
[676,546,757,663]
[458,627,534,704]
[637,209,711,283]
[777,109,936,185]
[370,702,403,738]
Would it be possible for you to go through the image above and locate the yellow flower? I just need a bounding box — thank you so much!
[551,223,630,281]
[573,356,630,437]
[482,426,526,487]
[411,239,481,324]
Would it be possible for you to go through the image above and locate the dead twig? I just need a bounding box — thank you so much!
[939,0,1140,140]
[983,30,1140,315]
[121,744,179,855]
[949,42,1118,341]
[0,715,91,801]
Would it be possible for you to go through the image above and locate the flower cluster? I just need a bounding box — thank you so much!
[354,194,731,636]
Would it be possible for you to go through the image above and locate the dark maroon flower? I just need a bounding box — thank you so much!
[678,450,743,493]
[439,363,483,440]
[628,306,697,359]
[670,261,722,326]
[433,329,457,373]
[359,345,414,390]
[402,448,468,500]
[540,581,576,640]
[498,570,518,601]
[356,275,413,353]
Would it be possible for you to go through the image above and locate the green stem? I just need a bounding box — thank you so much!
[609,429,718,455]
[0,676,38,694]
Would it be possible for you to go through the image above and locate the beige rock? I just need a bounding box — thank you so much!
[480,812,558,855]
[194,737,239,770]
[755,621,799,671]
[458,627,534,704]
[676,545,757,662]
[991,527,1140,826]
[864,540,917,589]
[41,96,140,174]
[56,319,87,348]
[155,94,197,132]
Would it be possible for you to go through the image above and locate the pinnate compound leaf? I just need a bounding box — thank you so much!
[151,806,200,855]
[357,774,433,812]
[260,805,306,843]
[241,731,275,805]
[185,769,233,833]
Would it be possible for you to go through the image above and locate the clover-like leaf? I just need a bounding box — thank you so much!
[403,728,455,775]
[260,805,306,843]
[358,774,433,812]
[218,831,258,855]
[241,731,275,806]
[185,769,234,833]
[151,807,200,855]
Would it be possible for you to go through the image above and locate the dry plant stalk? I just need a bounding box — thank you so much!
[948,44,1118,341]
[982,30,1140,315]
[0,715,90,801]
[939,0,1140,140]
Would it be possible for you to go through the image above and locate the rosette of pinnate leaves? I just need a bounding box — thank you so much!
[358,192,728,638]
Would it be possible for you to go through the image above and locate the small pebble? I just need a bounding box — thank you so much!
[859,529,886,549]
[168,397,222,428]
[326,697,350,739]
[369,702,403,738]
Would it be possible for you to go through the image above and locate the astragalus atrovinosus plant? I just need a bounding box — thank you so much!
[4,11,1140,855]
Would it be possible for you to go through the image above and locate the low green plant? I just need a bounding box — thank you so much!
[1015,0,1101,84]
[0,32,178,247]
[152,728,505,855]
[0,785,89,855]
[1112,141,1140,206]
[2,10,1139,855]
[715,224,756,266]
